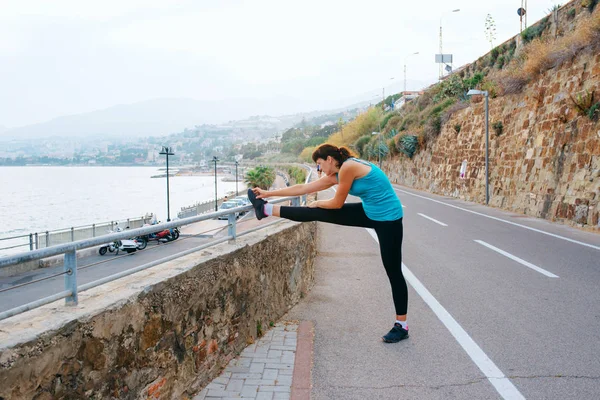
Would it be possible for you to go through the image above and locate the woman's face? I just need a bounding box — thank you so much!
[316,156,338,175]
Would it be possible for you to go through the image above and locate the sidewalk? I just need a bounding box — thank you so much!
[193,217,493,399]
[192,221,406,399]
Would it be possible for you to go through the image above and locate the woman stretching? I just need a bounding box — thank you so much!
[248,143,408,343]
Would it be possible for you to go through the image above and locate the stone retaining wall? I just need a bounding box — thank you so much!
[385,3,600,230]
[0,220,317,399]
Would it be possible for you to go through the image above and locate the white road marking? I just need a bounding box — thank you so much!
[366,229,526,400]
[395,187,600,251]
[474,240,559,278]
[417,213,447,226]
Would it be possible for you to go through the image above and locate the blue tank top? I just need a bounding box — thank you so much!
[337,158,403,221]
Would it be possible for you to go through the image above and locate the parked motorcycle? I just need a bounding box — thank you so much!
[138,223,180,244]
[98,225,142,255]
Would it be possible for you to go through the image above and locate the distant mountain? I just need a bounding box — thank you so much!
[0,97,342,140]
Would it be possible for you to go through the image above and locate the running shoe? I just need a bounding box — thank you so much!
[247,188,268,220]
[382,323,409,343]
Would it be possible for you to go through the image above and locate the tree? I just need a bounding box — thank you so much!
[485,14,497,50]
[245,166,276,190]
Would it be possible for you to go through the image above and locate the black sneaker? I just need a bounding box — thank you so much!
[247,188,268,220]
[382,323,409,343]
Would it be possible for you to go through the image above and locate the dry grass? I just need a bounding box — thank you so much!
[441,101,469,125]
[493,7,600,95]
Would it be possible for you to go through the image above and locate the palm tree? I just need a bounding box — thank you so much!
[245,166,276,190]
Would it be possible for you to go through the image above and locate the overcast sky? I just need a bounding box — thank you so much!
[0,0,561,128]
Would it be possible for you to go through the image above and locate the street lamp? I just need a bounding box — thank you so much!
[159,146,175,221]
[234,160,239,196]
[439,9,460,80]
[404,52,419,93]
[212,156,219,211]
[466,89,489,205]
[377,78,394,169]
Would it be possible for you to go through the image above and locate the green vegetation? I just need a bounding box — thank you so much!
[492,121,504,136]
[285,166,307,185]
[245,166,276,190]
[397,135,419,159]
[521,17,549,43]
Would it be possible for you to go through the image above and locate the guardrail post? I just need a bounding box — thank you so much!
[228,213,237,239]
[35,233,39,250]
[45,231,49,248]
[29,233,33,251]
[292,197,300,207]
[64,250,78,305]
[93,224,96,237]
[70,227,74,241]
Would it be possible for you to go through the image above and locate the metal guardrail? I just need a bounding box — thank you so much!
[0,215,153,255]
[0,167,313,321]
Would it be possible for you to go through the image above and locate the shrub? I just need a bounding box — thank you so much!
[588,102,600,120]
[441,101,469,125]
[570,89,595,116]
[568,8,576,19]
[497,70,529,94]
[490,47,500,64]
[433,74,468,103]
[454,124,462,134]
[587,0,598,12]
[387,138,398,155]
[496,55,506,69]
[481,80,499,98]
[464,72,485,90]
[396,135,419,159]
[381,112,399,130]
[353,135,372,158]
[492,121,504,136]
[521,17,549,43]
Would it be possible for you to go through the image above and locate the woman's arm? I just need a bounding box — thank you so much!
[311,163,356,209]
[254,174,337,198]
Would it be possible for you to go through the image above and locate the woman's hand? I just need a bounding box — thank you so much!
[252,187,269,199]
[307,200,320,208]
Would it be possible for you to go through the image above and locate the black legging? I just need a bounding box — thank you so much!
[280,202,407,315]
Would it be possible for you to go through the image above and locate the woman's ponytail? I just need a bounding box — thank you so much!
[312,143,355,166]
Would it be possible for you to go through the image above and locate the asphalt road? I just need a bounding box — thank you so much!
[285,183,600,400]
[0,212,261,313]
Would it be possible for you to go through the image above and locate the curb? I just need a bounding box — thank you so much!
[291,320,314,400]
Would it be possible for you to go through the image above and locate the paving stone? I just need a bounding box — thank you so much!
[230,373,262,380]
[226,379,244,392]
[240,384,259,398]
[262,368,278,380]
[206,389,242,397]
[245,379,277,386]
[264,363,293,370]
[192,323,299,399]
[249,362,265,374]
[256,392,274,400]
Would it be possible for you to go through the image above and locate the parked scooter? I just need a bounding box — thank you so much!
[138,223,180,244]
[98,225,141,255]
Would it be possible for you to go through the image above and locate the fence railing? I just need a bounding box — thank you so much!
[0,215,154,256]
[0,167,312,321]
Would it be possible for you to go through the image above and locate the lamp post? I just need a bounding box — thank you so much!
[439,9,460,80]
[234,160,239,196]
[378,78,394,169]
[404,52,419,93]
[212,156,219,211]
[466,89,489,205]
[159,146,175,221]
